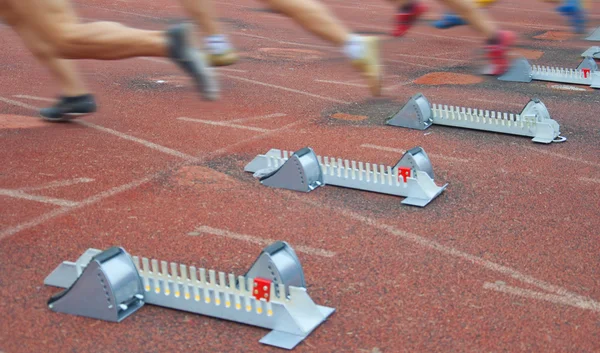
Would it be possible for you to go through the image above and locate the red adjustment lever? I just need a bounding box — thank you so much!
[583,68,591,78]
[398,167,411,183]
[253,278,272,302]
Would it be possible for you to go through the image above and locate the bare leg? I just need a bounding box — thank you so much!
[259,0,349,45]
[439,0,497,38]
[178,0,221,35]
[16,26,89,96]
[387,0,497,39]
[8,0,168,59]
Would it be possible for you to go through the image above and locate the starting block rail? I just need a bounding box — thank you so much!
[245,146,447,207]
[44,242,333,350]
[499,57,600,88]
[386,93,565,144]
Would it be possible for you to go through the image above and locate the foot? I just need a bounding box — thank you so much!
[40,94,97,122]
[349,36,382,96]
[433,12,467,29]
[205,35,239,66]
[392,2,428,37]
[556,0,586,33]
[482,30,516,76]
[209,50,239,67]
[167,23,220,100]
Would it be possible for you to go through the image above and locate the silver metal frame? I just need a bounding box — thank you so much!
[245,147,447,207]
[499,57,600,88]
[44,243,334,350]
[387,93,565,144]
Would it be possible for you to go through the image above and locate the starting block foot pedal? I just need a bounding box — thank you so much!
[498,57,533,82]
[246,241,306,293]
[586,27,600,41]
[47,247,144,322]
[249,147,324,193]
[576,56,598,70]
[581,46,600,59]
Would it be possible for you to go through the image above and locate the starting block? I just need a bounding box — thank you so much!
[499,56,600,88]
[387,93,565,144]
[245,147,447,207]
[581,46,600,59]
[44,242,334,350]
[586,27,600,41]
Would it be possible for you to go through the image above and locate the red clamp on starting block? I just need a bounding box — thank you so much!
[253,278,272,302]
[583,68,591,78]
[398,167,411,183]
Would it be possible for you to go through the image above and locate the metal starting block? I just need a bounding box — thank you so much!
[245,147,447,207]
[387,93,565,144]
[586,27,600,41]
[44,242,334,350]
[581,46,600,59]
[46,247,145,322]
[498,56,600,88]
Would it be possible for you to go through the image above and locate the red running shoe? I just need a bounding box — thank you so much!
[482,30,516,76]
[392,2,428,37]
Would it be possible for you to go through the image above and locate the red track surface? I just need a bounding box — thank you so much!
[1,0,600,352]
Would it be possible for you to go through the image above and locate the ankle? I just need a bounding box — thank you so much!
[343,34,365,60]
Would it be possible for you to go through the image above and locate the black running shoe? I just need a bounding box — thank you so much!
[167,23,219,101]
[40,94,97,122]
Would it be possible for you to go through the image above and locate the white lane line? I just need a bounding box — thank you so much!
[192,225,336,258]
[138,57,248,73]
[18,178,95,192]
[483,282,600,312]
[0,102,302,241]
[579,177,600,184]
[228,112,286,124]
[315,79,368,88]
[232,32,336,51]
[13,95,54,102]
[0,96,198,162]
[0,175,154,240]
[223,74,351,104]
[360,144,471,163]
[519,145,600,168]
[79,120,197,161]
[0,189,79,207]
[288,194,600,312]
[177,117,271,132]
[137,56,351,104]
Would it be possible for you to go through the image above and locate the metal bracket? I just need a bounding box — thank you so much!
[576,56,599,71]
[45,242,334,350]
[498,57,533,82]
[47,247,145,322]
[245,241,306,294]
[245,147,447,207]
[581,46,600,59]
[393,146,435,180]
[387,93,564,144]
[586,27,600,41]
[499,56,599,88]
[247,147,324,193]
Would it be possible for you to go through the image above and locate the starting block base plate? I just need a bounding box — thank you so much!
[259,306,335,350]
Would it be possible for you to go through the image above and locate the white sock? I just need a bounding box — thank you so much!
[205,35,232,55]
[343,34,365,60]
